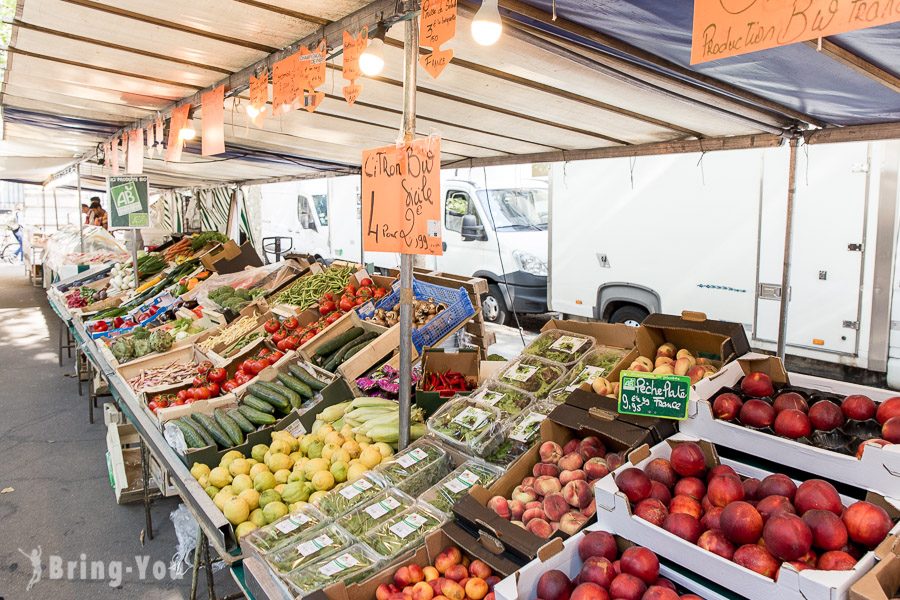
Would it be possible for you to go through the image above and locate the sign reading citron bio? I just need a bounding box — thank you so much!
[107,175,149,229]
[618,370,691,420]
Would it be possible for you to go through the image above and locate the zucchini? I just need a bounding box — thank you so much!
[289,364,328,390]
[315,327,364,357]
[194,413,235,449]
[261,380,301,409]
[248,383,291,412]
[173,418,205,449]
[242,394,275,414]
[276,372,313,399]
[322,350,343,373]
[214,409,245,446]
[227,409,256,434]
[338,339,371,364]
[335,331,377,361]
[186,415,216,447]
[237,404,277,426]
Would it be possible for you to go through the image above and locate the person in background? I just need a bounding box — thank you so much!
[10,203,24,263]
[87,197,108,229]
[81,203,89,224]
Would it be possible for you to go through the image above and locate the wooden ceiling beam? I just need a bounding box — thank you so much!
[805,38,900,94]
[231,0,330,26]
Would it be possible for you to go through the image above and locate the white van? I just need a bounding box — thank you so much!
[258,166,550,325]
[548,140,900,384]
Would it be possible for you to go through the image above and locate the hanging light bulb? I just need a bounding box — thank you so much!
[246,104,260,119]
[359,35,385,77]
[471,0,503,46]
[179,119,196,141]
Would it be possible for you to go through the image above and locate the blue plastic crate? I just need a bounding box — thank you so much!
[356,279,401,319]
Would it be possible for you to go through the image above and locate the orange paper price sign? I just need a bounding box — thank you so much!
[299,41,326,112]
[419,0,457,78]
[362,137,443,255]
[342,30,366,105]
[692,0,900,64]
[272,53,300,113]
[249,72,268,122]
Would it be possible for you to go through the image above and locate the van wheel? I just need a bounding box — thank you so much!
[609,305,649,327]
[482,285,509,326]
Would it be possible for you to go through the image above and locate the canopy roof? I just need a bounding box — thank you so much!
[0,0,897,189]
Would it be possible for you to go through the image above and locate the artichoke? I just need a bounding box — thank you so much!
[111,338,134,362]
[149,330,174,353]
[132,326,151,340]
[133,338,152,358]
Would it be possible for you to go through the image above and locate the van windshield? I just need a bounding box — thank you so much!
[476,188,548,230]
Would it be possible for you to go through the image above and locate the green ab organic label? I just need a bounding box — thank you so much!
[618,370,691,420]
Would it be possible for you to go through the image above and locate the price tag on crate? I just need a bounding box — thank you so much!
[618,370,691,420]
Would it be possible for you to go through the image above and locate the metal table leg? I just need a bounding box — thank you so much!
[76,352,84,397]
[88,361,95,424]
[189,526,203,600]
[58,322,64,367]
[203,533,216,600]
[140,438,154,540]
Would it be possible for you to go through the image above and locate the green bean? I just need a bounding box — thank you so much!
[273,266,355,310]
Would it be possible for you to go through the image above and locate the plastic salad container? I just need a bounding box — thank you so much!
[495,355,567,398]
[266,523,354,575]
[481,401,557,467]
[316,472,387,518]
[362,504,446,559]
[547,346,630,403]
[336,489,417,537]
[374,439,450,496]
[243,504,327,555]
[426,397,504,454]
[283,543,383,596]
[421,460,502,514]
[523,329,595,366]
[468,383,534,421]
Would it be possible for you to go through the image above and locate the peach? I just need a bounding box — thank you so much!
[707,474,745,507]
[537,570,573,600]
[430,578,446,595]
[620,546,659,585]
[559,511,590,535]
[609,573,647,600]
[786,560,812,572]
[698,529,736,560]
[876,397,900,424]
[592,377,613,395]
[662,513,703,543]
[857,438,891,459]
[376,584,393,600]
[487,496,510,520]
[386,593,406,600]
[485,575,500,591]
[616,468,652,503]
[559,452,584,471]
[439,580,465,600]
[742,477,761,501]
[465,578,488,600]
[686,365,709,384]
[635,498,669,527]
[655,356,675,368]
[445,564,468,583]
[649,481,672,505]
[701,495,713,513]
[701,506,724,531]
[511,486,537,504]
[842,394,876,421]
[539,441,564,463]
[533,462,562,478]
[673,477,706,501]
[408,564,425,584]
[721,501,764,546]
[606,453,625,471]
[670,443,707,478]
[802,509,848,551]
[674,357,694,376]
[653,365,675,375]
[468,560,491,580]
[740,399,776,428]
[527,517,553,538]
[525,501,543,511]
[817,550,857,570]
[843,500,893,548]
[741,372,774,398]
[563,439,580,454]
[644,458,678,489]
[706,464,738,482]
[756,495,795,522]
[534,476,563,496]
[579,530,618,561]
[774,409,812,439]
[883,417,900,443]
[580,556,616,588]
[794,479,843,516]
[411,581,434,600]
[713,392,743,421]
[773,392,808,414]
[521,476,535,488]
[395,566,414,588]
[570,582,611,600]
[809,400,845,431]
[436,547,462,573]
[423,566,439,582]
[563,479,593,509]
[733,544,780,579]
[560,470,587,486]
[582,500,597,518]
[656,343,676,359]
[584,457,610,481]
[629,362,650,373]
[543,493,570,522]
[757,474,797,502]
[675,348,694,360]
[509,499,525,521]
[579,437,606,458]
[763,513,813,561]
[653,578,676,591]
[669,495,702,520]
[643,586,679,600]
[523,507,548,525]
[634,356,655,370]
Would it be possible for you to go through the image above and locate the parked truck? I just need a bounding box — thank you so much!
[548,140,900,385]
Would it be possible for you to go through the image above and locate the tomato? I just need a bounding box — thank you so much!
[276,339,291,352]
[355,297,366,306]
[176,389,191,402]
[240,360,255,374]
[182,388,196,400]
[339,296,355,312]
[192,375,207,388]
[264,318,281,334]
[147,400,159,412]
[301,331,317,344]
[222,381,237,393]
[283,317,299,330]
[197,361,213,375]
[257,348,271,358]
[193,387,211,400]
[319,300,337,315]
[192,307,204,319]
[373,287,387,299]
[94,321,108,332]
[206,382,221,397]
[344,284,357,295]
[356,286,372,298]
[172,397,186,406]
[323,292,334,301]
[268,351,285,362]
[272,329,287,344]
[234,372,251,385]
[285,336,301,350]
[207,368,227,383]
[360,277,373,287]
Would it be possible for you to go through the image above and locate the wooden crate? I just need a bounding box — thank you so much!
[105,423,160,504]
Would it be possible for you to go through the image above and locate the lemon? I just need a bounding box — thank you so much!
[312,471,335,491]
[359,447,382,469]
[253,471,277,492]
[228,458,251,477]
[235,522,257,539]
[223,497,250,525]
[190,463,211,481]
[231,474,253,494]
[249,463,270,478]
[208,467,232,488]
[250,444,269,463]
[238,488,260,511]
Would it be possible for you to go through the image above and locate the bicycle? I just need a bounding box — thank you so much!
[0,228,21,263]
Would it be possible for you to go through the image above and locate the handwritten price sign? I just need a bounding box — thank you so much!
[692,0,900,64]
[361,137,443,255]
[618,371,691,420]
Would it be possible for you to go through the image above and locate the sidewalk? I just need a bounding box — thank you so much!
[0,265,238,599]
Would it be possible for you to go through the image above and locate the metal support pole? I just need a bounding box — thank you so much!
[776,135,801,360]
[398,12,419,451]
[76,163,84,252]
[131,229,140,289]
[41,186,47,230]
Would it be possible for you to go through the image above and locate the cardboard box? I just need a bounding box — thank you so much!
[639,311,750,365]
[201,240,263,273]
[683,352,900,498]
[850,536,900,600]
[416,348,481,416]
[105,422,160,504]
[540,319,637,351]
[494,524,732,600]
[594,433,900,600]
[115,345,211,393]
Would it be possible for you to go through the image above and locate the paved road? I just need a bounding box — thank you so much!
[0,265,239,599]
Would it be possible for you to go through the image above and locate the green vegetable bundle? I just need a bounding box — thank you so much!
[273,265,355,310]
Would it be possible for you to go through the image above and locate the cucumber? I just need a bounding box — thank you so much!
[276,372,313,399]
[335,331,377,362]
[242,394,276,414]
[289,364,328,390]
[227,409,256,434]
[248,383,291,412]
[262,380,301,409]
[214,409,244,446]
[338,339,371,364]
[315,327,363,357]
[173,419,205,449]
[322,350,343,372]
[194,413,235,449]
[186,415,216,447]
[237,404,277,426]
